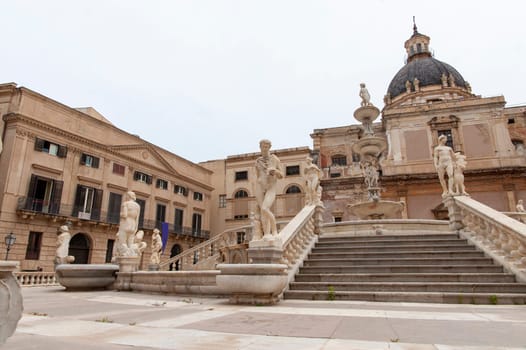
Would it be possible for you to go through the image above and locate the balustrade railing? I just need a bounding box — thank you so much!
[159,225,252,271]
[15,271,58,286]
[445,196,526,282]
[278,204,323,282]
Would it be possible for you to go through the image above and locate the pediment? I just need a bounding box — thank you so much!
[110,144,176,174]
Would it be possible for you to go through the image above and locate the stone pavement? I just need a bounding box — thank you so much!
[3,286,526,350]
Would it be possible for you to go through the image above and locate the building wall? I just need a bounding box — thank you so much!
[0,84,212,271]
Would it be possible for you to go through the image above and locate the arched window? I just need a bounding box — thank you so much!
[69,233,91,264]
[234,189,249,198]
[285,185,302,194]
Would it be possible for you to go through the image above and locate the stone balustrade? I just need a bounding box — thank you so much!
[278,204,323,283]
[15,271,58,286]
[445,196,526,282]
[159,225,252,271]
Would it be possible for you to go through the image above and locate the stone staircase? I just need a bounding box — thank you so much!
[284,232,526,304]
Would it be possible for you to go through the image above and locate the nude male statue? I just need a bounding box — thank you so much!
[54,225,75,266]
[304,157,323,205]
[359,83,371,107]
[433,135,455,197]
[115,191,141,257]
[254,139,283,239]
[150,228,163,265]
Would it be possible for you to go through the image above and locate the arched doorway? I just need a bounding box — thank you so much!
[170,244,182,271]
[69,233,91,264]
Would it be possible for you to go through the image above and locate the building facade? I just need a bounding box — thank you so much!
[0,83,213,271]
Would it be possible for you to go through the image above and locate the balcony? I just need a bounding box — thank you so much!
[16,197,210,240]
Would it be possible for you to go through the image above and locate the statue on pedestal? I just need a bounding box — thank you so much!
[55,225,75,266]
[115,191,143,257]
[453,152,468,196]
[150,228,163,265]
[254,139,283,240]
[359,83,372,107]
[304,157,323,206]
[433,135,455,197]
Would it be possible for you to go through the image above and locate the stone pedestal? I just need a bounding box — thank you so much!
[0,261,23,345]
[443,196,465,231]
[248,238,283,264]
[148,264,160,271]
[216,264,288,305]
[114,256,141,291]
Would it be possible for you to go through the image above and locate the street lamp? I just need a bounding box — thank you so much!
[4,232,16,260]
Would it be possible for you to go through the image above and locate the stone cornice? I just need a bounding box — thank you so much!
[107,183,128,192]
[77,176,103,186]
[31,164,62,176]
[4,112,214,191]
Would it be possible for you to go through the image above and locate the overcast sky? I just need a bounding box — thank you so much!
[2,1,525,162]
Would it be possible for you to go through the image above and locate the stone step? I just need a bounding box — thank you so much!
[311,244,478,253]
[294,273,516,283]
[282,290,526,305]
[303,257,495,267]
[288,282,526,293]
[316,238,469,248]
[299,265,504,274]
[319,233,459,242]
[308,250,486,260]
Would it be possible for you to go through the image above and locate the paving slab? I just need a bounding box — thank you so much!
[3,287,526,350]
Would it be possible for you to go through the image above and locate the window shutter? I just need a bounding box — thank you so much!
[146,175,152,184]
[92,157,100,169]
[72,185,83,217]
[133,171,139,181]
[57,145,68,158]
[34,138,45,151]
[50,180,63,214]
[26,175,38,210]
[92,189,103,221]
[184,187,188,196]
[80,154,86,165]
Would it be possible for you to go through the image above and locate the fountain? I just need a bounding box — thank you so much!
[348,84,404,219]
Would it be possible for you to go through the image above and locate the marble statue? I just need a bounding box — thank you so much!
[131,230,147,257]
[359,83,371,107]
[433,134,455,197]
[453,152,468,196]
[363,161,379,189]
[304,157,323,205]
[150,228,163,265]
[254,139,283,240]
[115,191,142,257]
[441,73,448,87]
[54,225,75,266]
[448,73,456,87]
[405,80,412,93]
[517,199,525,213]
[413,77,420,92]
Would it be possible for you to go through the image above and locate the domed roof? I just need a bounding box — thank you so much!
[387,57,467,99]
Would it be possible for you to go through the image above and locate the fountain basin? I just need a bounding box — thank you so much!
[348,200,404,220]
[55,264,119,291]
[353,105,380,123]
[352,136,387,157]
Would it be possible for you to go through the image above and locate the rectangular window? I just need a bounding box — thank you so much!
[174,208,184,232]
[25,231,43,260]
[235,171,248,181]
[25,175,63,214]
[112,163,125,176]
[105,239,115,263]
[286,165,300,176]
[107,192,122,224]
[193,191,203,201]
[73,185,103,221]
[136,199,146,229]
[156,179,168,190]
[219,194,226,208]
[331,155,347,166]
[236,231,246,244]
[34,138,67,158]
[133,171,152,184]
[438,130,454,148]
[156,204,166,229]
[174,185,188,196]
[192,213,202,235]
[80,153,100,168]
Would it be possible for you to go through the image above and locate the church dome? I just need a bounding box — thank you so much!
[387,57,467,99]
[385,23,469,101]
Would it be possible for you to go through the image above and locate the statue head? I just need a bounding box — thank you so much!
[306,156,312,164]
[58,225,69,234]
[259,139,272,154]
[126,191,136,201]
[438,134,447,144]
[153,228,160,236]
[360,83,366,88]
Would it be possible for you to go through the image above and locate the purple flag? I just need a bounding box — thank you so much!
[161,222,169,253]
